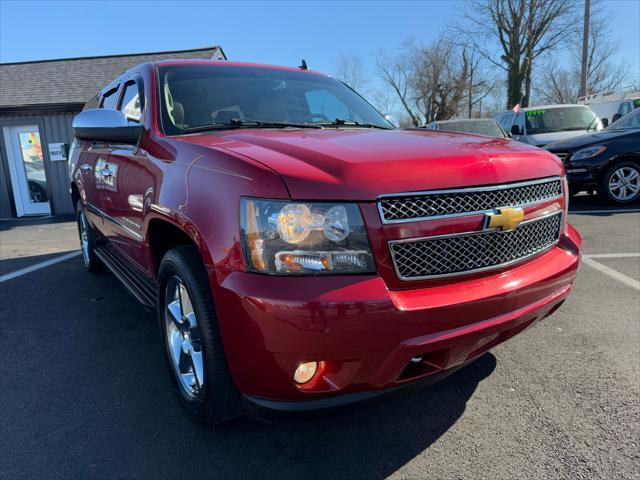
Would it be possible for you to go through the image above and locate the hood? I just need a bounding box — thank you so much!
[524,130,594,147]
[546,128,639,151]
[180,129,563,200]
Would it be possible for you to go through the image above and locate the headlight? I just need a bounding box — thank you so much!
[240,198,375,274]
[572,145,606,160]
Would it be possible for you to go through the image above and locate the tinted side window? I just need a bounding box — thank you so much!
[100,87,119,109]
[498,113,514,130]
[513,113,525,134]
[618,101,632,116]
[119,80,144,122]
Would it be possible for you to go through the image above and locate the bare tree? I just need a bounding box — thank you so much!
[333,52,369,93]
[537,66,577,104]
[376,43,422,126]
[465,47,495,118]
[462,0,576,109]
[376,35,472,125]
[369,87,398,116]
[537,4,629,104]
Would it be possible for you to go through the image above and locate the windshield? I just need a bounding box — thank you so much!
[439,120,507,138]
[524,106,599,135]
[157,65,391,135]
[606,108,640,130]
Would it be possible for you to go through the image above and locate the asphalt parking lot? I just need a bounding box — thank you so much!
[1,195,639,480]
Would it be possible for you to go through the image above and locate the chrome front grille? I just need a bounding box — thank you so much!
[378,177,562,223]
[389,212,563,280]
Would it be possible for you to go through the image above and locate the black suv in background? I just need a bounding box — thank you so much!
[546,108,640,204]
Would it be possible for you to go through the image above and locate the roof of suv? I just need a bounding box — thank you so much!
[151,59,326,75]
[496,104,591,117]
[520,104,587,111]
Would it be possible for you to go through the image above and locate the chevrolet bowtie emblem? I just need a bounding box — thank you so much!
[484,207,525,231]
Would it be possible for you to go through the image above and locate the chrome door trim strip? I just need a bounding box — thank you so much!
[86,202,143,242]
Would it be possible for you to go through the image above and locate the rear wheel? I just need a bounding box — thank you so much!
[599,162,640,204]
[158,245,240,426]
[76,200,103,273]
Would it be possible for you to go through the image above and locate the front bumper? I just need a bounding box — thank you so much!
[213,224,582,407]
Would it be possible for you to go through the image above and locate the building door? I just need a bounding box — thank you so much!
[2,125,51,216]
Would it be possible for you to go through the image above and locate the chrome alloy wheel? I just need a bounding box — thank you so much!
[608,166,640,201]
[164,276,205,399]
[79,210,90,267]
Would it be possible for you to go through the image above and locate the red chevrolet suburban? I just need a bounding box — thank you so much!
[69,60,582,425]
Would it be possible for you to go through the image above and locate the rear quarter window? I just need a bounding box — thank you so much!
[119,80,144,122]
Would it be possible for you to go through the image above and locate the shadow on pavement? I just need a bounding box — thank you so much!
[0,256,496,479]
[0,250,79,275]
[0,214,75,232]
[568,193,639,214]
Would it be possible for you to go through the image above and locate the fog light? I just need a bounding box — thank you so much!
[294,361,318,384]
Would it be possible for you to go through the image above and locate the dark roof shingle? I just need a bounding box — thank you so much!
[0,46,225,109]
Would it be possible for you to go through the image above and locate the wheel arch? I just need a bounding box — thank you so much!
[146,214,215,282]
[70,182,81,212]
[604,152,640,171]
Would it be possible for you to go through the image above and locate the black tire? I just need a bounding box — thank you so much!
[76,200,103,273]
[158,245,240,426]
[599,161,640,204]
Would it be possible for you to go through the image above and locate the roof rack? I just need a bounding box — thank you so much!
[578,88,640,104]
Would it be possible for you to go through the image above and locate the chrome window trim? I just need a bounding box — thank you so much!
[388,210,563,281]
[377,176,563,224]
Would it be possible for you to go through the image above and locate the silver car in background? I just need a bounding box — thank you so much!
[495,104,603,148]
[424,118,510,138]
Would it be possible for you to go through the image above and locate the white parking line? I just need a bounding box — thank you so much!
[582,254,640,291]
[570,208,640,214]
[584,253,640,259]
[0,251,81,283]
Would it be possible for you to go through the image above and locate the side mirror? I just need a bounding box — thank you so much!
[510,124,522,136]
[73,109,143,144]
[601,118,609,128]
[384,114,399,128]
[611,113,622,123]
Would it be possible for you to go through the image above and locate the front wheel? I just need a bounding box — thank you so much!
[76,200,103,273]
[599,162,640,204]
[158,245,240,426]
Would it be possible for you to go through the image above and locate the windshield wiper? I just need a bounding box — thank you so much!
[227,118,323,129]
[178,118,323,135]
[585,116,599,131]
[319,118,392,130]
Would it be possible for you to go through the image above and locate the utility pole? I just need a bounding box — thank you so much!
[580,0,591,98]
[468,64,474,118]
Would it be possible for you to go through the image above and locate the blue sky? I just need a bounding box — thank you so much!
[1,0,639,102]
